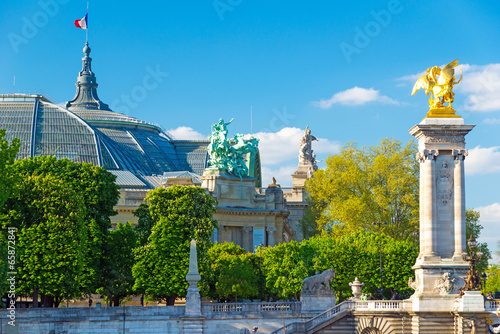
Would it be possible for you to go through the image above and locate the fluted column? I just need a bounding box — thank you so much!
[266,227,276,247]
[419,149,439,258]
[453,149,467,260]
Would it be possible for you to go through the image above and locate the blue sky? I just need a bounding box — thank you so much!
[1,0,500,260]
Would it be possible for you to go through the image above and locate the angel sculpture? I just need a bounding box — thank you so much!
[412,59,462,111]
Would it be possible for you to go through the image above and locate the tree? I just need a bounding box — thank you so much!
[202,242,258,302]
[261,240,314,300]
[133,204,154,247]
[0,129,20,303]
[305,138,419,240]
[483,264,500,295]
[0,129,20,210]
[15,175,87,307]
[132,185,217,305]
[465,208,491,274]
[98,223,137,306]
[3,156,120,296]
[302,232,418,300]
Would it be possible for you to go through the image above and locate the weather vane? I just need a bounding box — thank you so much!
[412,59,462,119]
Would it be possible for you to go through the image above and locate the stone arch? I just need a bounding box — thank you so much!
[357,316,395,334]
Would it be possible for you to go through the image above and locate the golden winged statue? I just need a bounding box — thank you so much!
[412,59,462,118]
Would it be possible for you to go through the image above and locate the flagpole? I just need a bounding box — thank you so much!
[86,1,89,43]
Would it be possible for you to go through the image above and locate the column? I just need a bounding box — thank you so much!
[242,226,253,252]
[266,226,276,247]
[453,149,467,260]
[420,149,438,258]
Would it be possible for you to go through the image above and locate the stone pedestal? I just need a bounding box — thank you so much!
[408,117,474,306]
[301,295,336,312]
[460,291,485,312]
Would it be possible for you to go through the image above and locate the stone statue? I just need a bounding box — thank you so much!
[301,269,335,295]
[207,119,259,180]
[299,126,318,169]
[412,59,462,113]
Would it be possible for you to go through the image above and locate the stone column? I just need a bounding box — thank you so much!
[242,226,253,252]
[419,149,439,260]
[453,149,467,260]
[266,226,276,247]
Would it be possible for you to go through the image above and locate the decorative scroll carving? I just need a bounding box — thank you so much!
[416,149,439,163]
[452,149,468,161]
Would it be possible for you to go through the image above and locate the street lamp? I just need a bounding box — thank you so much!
[372,222,387,298]
[459,235,483,297]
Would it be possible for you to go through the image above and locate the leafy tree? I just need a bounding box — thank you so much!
[0,129,20,301]
[202,242,258,302]
[132,185,217,305]
[261,240,314,300]
[3,156,120,296]
[98,223,137,306]
[0,129,20,210]
[466,208,491,274]
[305,138,419,240]
[483,264,500,295]
[133,204,154,246]
[302,232,418,300]
[16,175,86,307]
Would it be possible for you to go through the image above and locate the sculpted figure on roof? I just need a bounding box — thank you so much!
[207,119,259,180]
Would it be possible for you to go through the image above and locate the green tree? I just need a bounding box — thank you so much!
[465,208,491,274]
[262,240,314,300]
[202,242,258,302]
[0,129,20,301]
[133,204,154,246]
[3,156,120,296]
[483,264,500,295]
[16,175,86,307]
[302,232,418,300]
[305,138,419,240]
[98,223,137,306]
[132,185,217,305]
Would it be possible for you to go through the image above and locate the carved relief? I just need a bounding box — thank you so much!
[437,158,453,205]
[452,149,468,162]
[424,135,465,144]
[434,272,460,295]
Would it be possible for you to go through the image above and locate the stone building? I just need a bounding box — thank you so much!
[0,42,314,250]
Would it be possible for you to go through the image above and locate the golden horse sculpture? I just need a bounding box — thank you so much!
[412,59,462,118]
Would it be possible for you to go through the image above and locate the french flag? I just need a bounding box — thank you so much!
[74,14,88,29]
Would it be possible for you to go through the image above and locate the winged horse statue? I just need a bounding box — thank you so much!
[412,59,462,110]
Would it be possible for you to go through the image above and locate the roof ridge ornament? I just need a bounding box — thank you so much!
[66,42,111,111]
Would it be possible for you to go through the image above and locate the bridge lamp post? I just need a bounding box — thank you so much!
[372,222,387,298]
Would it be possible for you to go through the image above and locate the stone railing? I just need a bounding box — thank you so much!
[202,302,301,315]
[486,299,500,311]
[272,301,353,334]
[354,299,408,311]
[271,299,410,334]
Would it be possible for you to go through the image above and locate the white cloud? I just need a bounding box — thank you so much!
[166,126,207,140]
[477,203,500,224]
[398,63,500,112]
[465,146,500,175]
[249,127,341,165]
[311,86,399,109]
[260,165,297,188]
[484,118,500,124]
